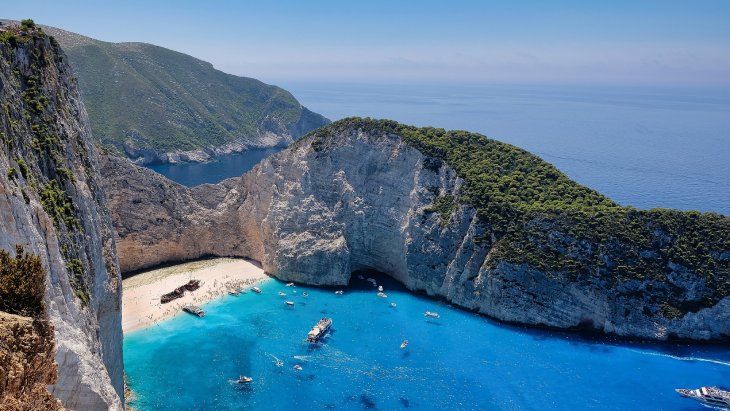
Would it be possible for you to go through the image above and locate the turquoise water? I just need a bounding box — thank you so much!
[124,274,730,410]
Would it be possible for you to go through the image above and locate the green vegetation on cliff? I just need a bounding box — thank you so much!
[38,25,328,158]
[0,246,46,316]
[310,118,730,316]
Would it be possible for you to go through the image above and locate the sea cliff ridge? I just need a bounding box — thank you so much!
[102,117,730,342]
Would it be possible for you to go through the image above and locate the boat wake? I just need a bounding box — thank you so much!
[266,353,284,367]
[630,350,730,367]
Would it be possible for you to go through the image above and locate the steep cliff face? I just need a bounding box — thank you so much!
[103,119,729,342]
[0,23,123,409]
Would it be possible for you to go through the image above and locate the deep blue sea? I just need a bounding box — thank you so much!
[150,83,730,216]
[146,147,280,187]
[124,275,730,411]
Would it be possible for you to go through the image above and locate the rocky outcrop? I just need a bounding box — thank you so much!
[102,119,729,342]
[0,23,123,409]
[0,312,62,410]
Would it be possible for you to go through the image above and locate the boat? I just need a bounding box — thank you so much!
[293,364,303,371]
[676,387,730,407]
[400,340,408,349]
[278,291,287,296]
[252,287,262,294]
[377,292,387,298]
[236,375,253,384]
[302,292,309,297]
[390,302,397,308]
[307,318,333,343]
[424,311,440,318]
[285,301,295,306]
[228,290,239,296]
[378,285,384,292]
[286,282,295,287]
[334,290,344,295]
[182,305,205,317]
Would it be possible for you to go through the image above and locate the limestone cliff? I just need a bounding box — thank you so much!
[103,118,729,343]
[0,22,123,409]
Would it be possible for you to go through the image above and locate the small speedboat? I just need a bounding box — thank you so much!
[377,292,387,298]
[286,282,295,287]
[236,375,253,384]
[424,311,440,318]
[390,302,397,308]
[228,290,240,296]
[302,292,309,297]
[278,291,287,297]
[378,285,384,292]
[252,287,262,294]
[400,340,409,349]
[334,290,344,295]
[293,364,303,371]
[285,301,295,306]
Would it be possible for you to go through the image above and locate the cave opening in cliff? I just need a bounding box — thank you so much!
[348,269,408,293]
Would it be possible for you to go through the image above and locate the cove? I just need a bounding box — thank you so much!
[123,273,730,410]
[145,147,281,187]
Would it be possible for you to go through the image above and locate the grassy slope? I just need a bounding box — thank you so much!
[41,25,328,154]
[309,118,730,317]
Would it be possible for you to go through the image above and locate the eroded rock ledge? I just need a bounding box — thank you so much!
[102,119,730,342]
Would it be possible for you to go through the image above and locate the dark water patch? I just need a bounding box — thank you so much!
[146,147,281,187]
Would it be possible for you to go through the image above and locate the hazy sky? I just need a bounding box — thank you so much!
[4,0,730,86]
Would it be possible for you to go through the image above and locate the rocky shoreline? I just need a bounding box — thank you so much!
[101,119,730,343]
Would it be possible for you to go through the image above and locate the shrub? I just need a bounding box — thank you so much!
[20,19,36,29]
[0,245,46,316]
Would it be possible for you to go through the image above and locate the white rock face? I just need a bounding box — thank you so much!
[103,126,730,342]
[0,32,123,409]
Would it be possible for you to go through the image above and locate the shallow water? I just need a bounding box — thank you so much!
[124,274,730,410]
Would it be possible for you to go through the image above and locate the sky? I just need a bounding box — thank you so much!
[3,0,730,86]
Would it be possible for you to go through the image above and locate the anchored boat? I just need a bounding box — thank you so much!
[307,318,333,343]
[251,286,262,294]
[236,375,253,384]
[182,305,205,317]
[424,311,440,318]
[676,386,730,408]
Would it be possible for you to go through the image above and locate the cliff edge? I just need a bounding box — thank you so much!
[0,21,123,409]
[103,118,729,342]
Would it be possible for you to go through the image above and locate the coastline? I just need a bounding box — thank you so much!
[121,258,270,333]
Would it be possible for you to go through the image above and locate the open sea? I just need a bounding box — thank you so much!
[128,84,730,410]
[149,83,730,217]
[124,275,730,411]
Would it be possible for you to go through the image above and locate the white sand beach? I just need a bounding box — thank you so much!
[122,258,269,333]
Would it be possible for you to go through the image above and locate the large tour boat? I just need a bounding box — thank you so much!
[676,386,730,408]
[306,318,333,343]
